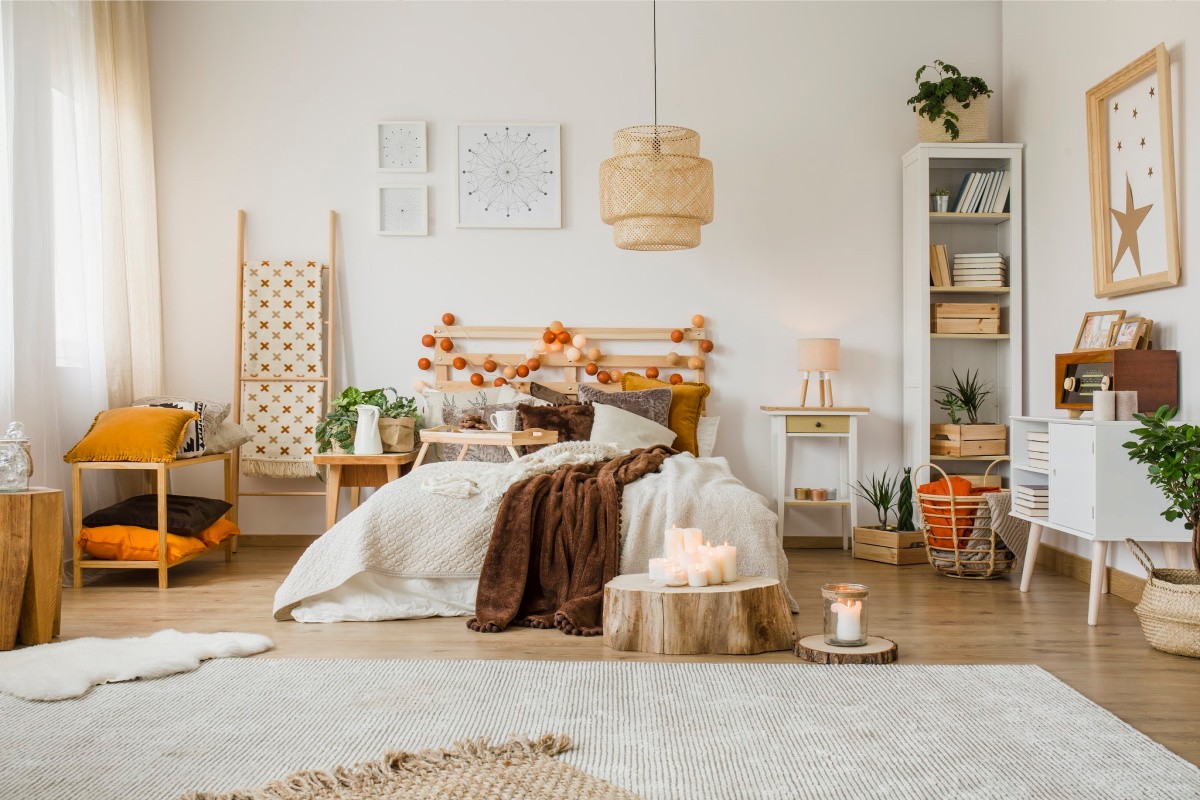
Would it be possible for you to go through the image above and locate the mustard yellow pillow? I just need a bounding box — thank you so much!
[78,524,209,562]
[621,374,710,456]
[64,407,200,464]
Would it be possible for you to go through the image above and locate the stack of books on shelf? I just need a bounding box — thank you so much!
[953,252,1007,287]
[1014,485,1049,519]
[952,169,1011,214]
[928,244,951,287]
[1026,431,1050,470]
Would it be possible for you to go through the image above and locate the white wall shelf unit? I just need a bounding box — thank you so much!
[902,143,1025,479]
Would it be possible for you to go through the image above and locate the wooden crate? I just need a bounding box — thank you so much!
[930,423,1007,457]
[931,302,1000,335]
[852,527,928,566]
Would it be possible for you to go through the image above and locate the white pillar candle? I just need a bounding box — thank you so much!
[1116,391,1138,421]
[714,543,738,583]
[683,528,704,552]
[1092,390,1116,421]
[832,599,862,642]
[648,558,669,581]
[664,564,688,587]
[687,563,709,587]
[664,526,685,560]
[701,551,723,585]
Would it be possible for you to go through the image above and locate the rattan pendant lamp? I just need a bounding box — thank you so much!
[599,1,714,251]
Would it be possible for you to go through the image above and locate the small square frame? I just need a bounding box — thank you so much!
[376,121,427,173]
[377,186,429,236]
[1107,316,1150,350]
[1074,309,1125,351]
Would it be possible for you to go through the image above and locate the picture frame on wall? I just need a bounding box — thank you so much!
[1108,317,1150,350]
[1074,309,1125,351]
[377,121,427,172]
[1085,44,1181,298]
[377,186,428,236]
[457,123,561,229]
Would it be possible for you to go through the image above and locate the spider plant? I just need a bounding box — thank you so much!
[854,469,899,530]
[935,368,993,425]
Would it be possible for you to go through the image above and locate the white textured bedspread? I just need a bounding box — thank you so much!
[274,450,792,621]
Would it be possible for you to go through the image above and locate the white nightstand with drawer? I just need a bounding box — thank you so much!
[761,406,869,549]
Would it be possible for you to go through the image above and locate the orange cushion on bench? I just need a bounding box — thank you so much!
[79,518,239,561]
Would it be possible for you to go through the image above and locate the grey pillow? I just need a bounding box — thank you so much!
[577,385,671,428]
[135,395,230,440]
[204,421,253,454]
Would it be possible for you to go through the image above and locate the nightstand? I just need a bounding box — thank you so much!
[312,452,417,530]
[760,407,869,549]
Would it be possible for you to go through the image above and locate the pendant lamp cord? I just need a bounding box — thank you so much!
[652,0,657,127]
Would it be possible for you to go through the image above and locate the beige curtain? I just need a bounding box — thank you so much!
[93,0,163,407]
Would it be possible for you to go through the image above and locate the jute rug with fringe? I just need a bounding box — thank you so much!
[183,734,639,800]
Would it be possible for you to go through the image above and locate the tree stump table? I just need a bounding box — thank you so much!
[794,634,898,664]
[603,574,795,655]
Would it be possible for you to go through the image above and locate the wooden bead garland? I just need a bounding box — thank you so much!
[516,365,530,378]
[542,330,556,344]
[493,377,507,387]
[645,367,659,379]
[452,356,467,370]
[556,330,572,345]
[439,338,454,352]
[692,314,705,327]
[549,320,564,333]
[470,373,484,386]
[527,358,541,371]
[587,348,602,362]
[585,362,599,376]
[442,312,456,326]
[669,374,683,385]
[422,334,435,348]
[687,356,703,370]
[417,357,431,370]
[597,371,611,384]
[483,359,497,373]
[699,340,714,353]
[502,366,517,380]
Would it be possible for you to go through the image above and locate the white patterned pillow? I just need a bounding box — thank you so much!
[696,416,720,458]
[133,400,206,458]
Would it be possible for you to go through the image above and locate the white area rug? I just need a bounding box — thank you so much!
[0,630,273,701]
[1,659,1196,799]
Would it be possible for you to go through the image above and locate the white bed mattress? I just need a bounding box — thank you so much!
[291,573,477,622]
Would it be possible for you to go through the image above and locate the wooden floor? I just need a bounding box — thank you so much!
[62,544,1200,766]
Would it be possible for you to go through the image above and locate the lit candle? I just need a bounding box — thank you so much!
[687,562,709,587]
[683,528,703,552]
[714,543,737,583]
[664,526,685,560]
[664,564,688,586]
[701,549,724,586]
[832,599,862,642]
[648,558,669,581]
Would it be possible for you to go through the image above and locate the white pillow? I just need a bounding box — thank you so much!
[696,416,720,458]
[589,403,677,452]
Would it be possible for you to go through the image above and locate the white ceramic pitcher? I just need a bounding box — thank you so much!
[353,405,383,455]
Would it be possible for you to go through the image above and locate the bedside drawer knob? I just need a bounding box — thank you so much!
[814,421,823,428]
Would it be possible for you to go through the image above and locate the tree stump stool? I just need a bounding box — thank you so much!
[794,634,899,664]
[603,574,795,655]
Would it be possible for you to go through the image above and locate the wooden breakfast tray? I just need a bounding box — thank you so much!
[413,425,558,467]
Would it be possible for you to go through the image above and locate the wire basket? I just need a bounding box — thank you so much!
[915,461,1014,579]
[1126,539,1200,659]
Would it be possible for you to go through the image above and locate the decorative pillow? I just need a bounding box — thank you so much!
[78,518,239,562]
[134,400,206,458]
[621,375,711,456]
[588,403,677,452]
[696,416,720,458]
[578,385,671,427]
[134,395,230,437]
[529,382,572,406]
[204,421,254,454]
[64,407,200,464]
[83,494,233,536]
[498,386,548,406]
[442,401,524,463]
[517,403,594,452]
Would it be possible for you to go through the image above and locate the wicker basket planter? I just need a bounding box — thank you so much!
[915,461,1014,579]
[916,95,990,143]
[1126,539,1200,658]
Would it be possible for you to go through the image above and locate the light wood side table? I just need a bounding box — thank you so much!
[761,406,869,549]
[1,487,63,650]
[312,452,417,530]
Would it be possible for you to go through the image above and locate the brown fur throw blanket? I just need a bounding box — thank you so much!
[469,445,675,636]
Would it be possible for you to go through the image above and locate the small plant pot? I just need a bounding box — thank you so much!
[917,94,989,143]
[931,195,950,212]
[379,417,416,453]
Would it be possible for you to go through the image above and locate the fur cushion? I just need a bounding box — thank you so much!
[517,403,594,452]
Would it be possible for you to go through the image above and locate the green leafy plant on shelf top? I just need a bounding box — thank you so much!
[1124,406,1200,570]
[935,368,993,425]
[907,61,993,141]
[315,386,419,454]
[854,469,899,530]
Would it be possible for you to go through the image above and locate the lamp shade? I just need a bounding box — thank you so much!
[797,338,840,372]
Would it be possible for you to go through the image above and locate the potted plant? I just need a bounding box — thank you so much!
[930,369,1007,458]
[316,387,419,454]
[908,60,993,143]
[931,187,951,213]
[852,469,926,565]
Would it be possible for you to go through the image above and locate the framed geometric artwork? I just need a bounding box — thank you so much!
[1085,44,1180,298]
[457,123,561,229]
[377,121,427,172]
[377,186,428,236]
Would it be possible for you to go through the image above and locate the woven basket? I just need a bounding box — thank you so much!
[1126,539,1200,658]
[916,95,990,143]
[915,461,1014,579]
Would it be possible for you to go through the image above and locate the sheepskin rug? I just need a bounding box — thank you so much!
[0,629,273,701]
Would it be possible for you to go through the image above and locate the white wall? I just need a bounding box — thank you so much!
[1002,1,1200,575]
[148,1,1003,534]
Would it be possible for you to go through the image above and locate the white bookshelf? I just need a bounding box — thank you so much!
[902,143,1024,481]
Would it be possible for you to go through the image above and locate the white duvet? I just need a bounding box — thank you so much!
[274,446,793,622]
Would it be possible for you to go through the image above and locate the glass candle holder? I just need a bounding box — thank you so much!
[821,583,869,647]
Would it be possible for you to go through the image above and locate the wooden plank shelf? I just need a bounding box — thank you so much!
[931,454,1011,462]
[930,333,1011,340]
[929,212,1011,224]
[784,500,851,507]
[929,286,1010,294]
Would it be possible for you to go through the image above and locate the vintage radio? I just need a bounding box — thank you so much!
[1055,349,1178,417]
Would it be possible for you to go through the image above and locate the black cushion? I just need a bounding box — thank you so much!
[82,494,232,536]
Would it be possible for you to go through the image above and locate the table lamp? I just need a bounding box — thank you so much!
[797,338,840,407]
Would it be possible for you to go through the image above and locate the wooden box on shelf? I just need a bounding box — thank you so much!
[931,302,1000,335]
[930,423,1007,457]
[852,527,927,566]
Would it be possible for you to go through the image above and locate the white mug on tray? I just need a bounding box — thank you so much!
[489,409,519,432]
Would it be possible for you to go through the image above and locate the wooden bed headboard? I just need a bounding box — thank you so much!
[428,323,711,396]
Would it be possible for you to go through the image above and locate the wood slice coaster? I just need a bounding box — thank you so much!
[794,634,898,664]
[603,574,795,655]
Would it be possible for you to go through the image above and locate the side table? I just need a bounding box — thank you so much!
[312,452,417,530]
[1,487,63,650]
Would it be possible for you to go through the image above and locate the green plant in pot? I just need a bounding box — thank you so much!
[854,470,899,531]
[316,386,419,454]
[1125,406,1200,571]
[935,369,992,424]
[896,467,916,532]
[908,61,993,142]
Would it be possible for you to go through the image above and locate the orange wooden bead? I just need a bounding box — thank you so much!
[609,369,623,382]
[442,312,456,326]
[542,330,556,344]
[439,338,453,352]
[691,314,705,327]
[527,358,542,371]
[549,320,564,333]
[452,356,467,370]
[516,365,530,378]
[556,330,572,345]
[502,366,517,380]
[587,348,602,362]
[421,334,436,348]
[670,329,684,343]
[687,356,703,370]
[596,371,611,384]
[470,373,484,386]
[483,359,497,373]
[669,373,684,385]
[417,357,431,370]
[493,377,508,387]
[584,362,599,376]
[699,340,714,353]
[645,367,660,379]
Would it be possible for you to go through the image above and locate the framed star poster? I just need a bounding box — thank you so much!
[377,121,427,172]
[1085,44,1180,298]
[377,186,428,236]
[457,123,561,228]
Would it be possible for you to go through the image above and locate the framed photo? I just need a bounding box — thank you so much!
[1074,309,1125,351]
[1108,317,1150,350]
[1085,44,1181,298]
[377,186,428,236]
[377,121,427,172]
[457,123,561,229]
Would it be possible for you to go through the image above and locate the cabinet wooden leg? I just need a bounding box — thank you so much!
[1020,523,1043,593]
[1088,540,1108,626]
[325,465,342,530]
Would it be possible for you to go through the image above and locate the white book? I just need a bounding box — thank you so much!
[990,171,1013,213]
[976,171,999,213]
[953,281,1007,287]
[1027,432,1050,442]
[954,172,982,213]
[1028,442,1050,454]
[1016,488,1050,498]
[956,252,1003,258]
[966,171,991,212]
